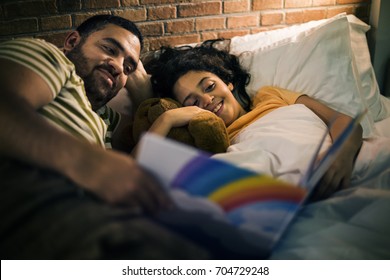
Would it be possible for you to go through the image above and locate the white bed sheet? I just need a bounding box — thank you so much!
[271,187,390,259]
[212,104,390,259]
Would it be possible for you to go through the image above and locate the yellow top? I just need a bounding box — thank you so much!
[227,86,303,140]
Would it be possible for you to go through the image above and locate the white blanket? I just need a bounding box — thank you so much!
[212,104,390,259]
[214,104,332,186]
[272,187,390,259]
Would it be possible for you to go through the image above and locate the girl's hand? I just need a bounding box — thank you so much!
[131,106,208,156]
[149,106,208,137]
[311,140,360,201]
[296,95,362,201]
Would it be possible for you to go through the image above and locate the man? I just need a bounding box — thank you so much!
[0,15,209,259]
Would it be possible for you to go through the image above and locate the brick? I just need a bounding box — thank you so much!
[285,0,311,8]
[178,2,221,17]
[327,6,354,17]
[83,0,120,9]
[303,9,327,21]
[252,25,287,34]
[286,10,304,24]
[268,25,288,31]
[41,15,72,31]
[201,31,219,41]
[224,0,250,14]
[196,17,225,31]
[4,0,57,20]
[36,31,69,47]
[139,42,150,53]
[166,19,195,34]
[148,6,176,20]
[137,22,163,36]
[0,18,38,36]
[218,29,249,39]
[260,12,283,26]
[0,0,374,56]
[146,34,200,50]
[58,0,82,12]
[251,26,272,33]
[74,12,113,27]
[112,8,147,22]
[121,0,140,6]
[313,0,335,6]
[337,0,369,4]
[252,0,283,11]
[141,0,178,4]
[227,14,258,29]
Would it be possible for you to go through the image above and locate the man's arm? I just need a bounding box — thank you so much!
[0,58,76,170]
[125,60,155,114]
[109,60,155,152]
[0,58,170,212]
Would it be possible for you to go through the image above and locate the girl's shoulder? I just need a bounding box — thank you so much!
[254,86,303,105]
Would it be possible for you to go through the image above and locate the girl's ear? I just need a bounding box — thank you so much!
[63,31,82,53]
[228,83,234,91]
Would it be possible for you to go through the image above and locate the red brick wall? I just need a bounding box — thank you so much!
[0,0,371,52]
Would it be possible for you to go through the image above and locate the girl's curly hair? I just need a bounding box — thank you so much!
[147,39,252,111]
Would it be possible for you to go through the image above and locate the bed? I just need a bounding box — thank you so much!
[5,12,389,261]
[202,13,390,259]
[105,13,390,260]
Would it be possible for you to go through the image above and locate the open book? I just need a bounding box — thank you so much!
[136,110,365,253]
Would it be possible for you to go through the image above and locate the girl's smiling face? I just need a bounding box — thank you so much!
[172,70,246,126]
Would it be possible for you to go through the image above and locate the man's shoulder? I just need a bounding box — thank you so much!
[0,37,76,80]
[0,37,70,64]
[1,37,56,50]
[0,37,79,99]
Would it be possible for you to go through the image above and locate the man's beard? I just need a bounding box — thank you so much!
[66,43,118,111]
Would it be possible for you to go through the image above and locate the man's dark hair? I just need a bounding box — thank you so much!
[76,14,143,49]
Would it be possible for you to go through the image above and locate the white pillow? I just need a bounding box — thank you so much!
[230,13,390,123]
[346,15,390,122]
[230,14,374,138]
[230,15,337,54]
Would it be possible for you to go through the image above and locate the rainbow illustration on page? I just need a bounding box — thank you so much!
[171,155,307,243]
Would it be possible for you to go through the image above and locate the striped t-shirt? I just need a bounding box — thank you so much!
[0,38,120,148]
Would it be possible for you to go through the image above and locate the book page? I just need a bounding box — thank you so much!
[136,133,307,251]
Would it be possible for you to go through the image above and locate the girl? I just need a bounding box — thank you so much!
[145,40,363,200]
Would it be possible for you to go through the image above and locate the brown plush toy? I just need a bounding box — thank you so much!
[133,98,230,154]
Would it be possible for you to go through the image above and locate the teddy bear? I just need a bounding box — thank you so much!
[132,98,230,154]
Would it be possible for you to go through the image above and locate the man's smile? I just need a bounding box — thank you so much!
[98,68,116,88]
